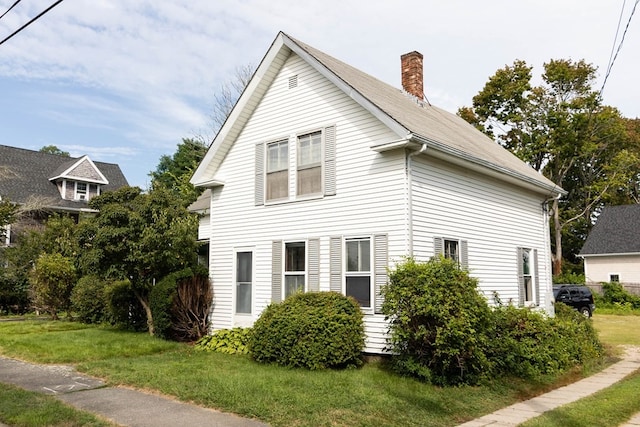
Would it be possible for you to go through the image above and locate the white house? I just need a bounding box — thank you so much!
[190,32,564,353]
[580,204,640,287]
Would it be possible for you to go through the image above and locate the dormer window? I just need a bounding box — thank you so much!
[75,182,88,200]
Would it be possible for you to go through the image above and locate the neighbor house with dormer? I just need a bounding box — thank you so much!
[190,32,564,353]
[0,144,128,245]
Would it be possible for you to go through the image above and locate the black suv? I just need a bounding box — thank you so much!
[553,285,596,317]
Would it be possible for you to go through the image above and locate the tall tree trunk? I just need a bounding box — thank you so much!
[134,290,155,336]
[552,198,563,276]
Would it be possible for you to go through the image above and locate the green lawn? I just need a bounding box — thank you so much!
[0,319,603,427]
[0,382,117,427]
[593,313,640,347]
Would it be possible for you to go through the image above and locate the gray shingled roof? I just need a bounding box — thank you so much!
[580,204,640,255]
[287,34,562,195]
[0,144,129,212]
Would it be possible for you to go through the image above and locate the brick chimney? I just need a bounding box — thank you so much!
[401,51,424,99]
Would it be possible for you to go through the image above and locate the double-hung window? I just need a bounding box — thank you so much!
[266,140,288,201]
[284,242,306,298]
[345,238,371,308]
[75,182,87,200]
[297,131,322,196]
[444,239,459,264]
[517,247,539,306]
[235,251,253,314]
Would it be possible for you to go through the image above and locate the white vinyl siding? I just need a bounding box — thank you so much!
[584,255,640,285]
[199,51,553,353]
[411,156,551,311]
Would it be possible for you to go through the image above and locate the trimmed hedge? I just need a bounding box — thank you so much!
[250,292,365,370]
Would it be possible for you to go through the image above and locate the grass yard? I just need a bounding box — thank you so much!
[593,313,640,347]
[0,319,603,427]
[0,382,117,427]
[520,371,640,427]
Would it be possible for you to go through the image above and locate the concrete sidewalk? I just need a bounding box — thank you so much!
[458,346,640,427]
[0,356,268,427]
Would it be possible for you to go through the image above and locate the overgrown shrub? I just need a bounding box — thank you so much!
[71,275,108,324]
[196,328,253,354]
[104,279,147,331]
[149,267,212,341]
[489,304,603,379]
[552,272,585,285]
[250,292,365,370]
[382,257,494,385]
[28,253,76,320]
[600,282,640,309]
[0,272,29,315]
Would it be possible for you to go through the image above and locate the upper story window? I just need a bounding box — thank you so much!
[297,131,322,196]
[75,182,88,200]
[255,125,336,206]
[266,140,288,201]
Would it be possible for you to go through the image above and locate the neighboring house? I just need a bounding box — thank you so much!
[580,204,640,286]
[189,32,564,353]
[0,144,129,244]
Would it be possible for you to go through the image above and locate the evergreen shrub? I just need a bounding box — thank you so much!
[250,291,365,370]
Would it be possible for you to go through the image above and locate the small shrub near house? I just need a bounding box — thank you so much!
[196,328,253,354]
[382,257,494,386]
[250,292,365,370]
[28,252,76,320]
[383,257,604,386]
[598,281,640,310]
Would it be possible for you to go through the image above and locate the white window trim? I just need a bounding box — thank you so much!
[74,182,88,201]
[344,236,374,311]
[522,248,536,306]
[283,240,308,300]
[443,238,460,265]
[233,247,255,318]
[264,128,327,205]
[265,139,290,203]
[295,130,324,198]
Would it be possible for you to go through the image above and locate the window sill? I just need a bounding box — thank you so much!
[264,193,324,206]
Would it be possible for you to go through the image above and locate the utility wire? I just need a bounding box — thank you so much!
[600,0,639,96]
[0,0,22,21]
[0,0,64,47]
[604,0,626,77]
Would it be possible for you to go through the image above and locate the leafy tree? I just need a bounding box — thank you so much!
[0,198,16,241]
[29,252,76,319]
[149,138,207,205]
[77,186,199,335]
[459,59,640,274]
[39,145,70,156]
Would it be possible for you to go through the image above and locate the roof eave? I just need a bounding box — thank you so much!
[580,252,640,258]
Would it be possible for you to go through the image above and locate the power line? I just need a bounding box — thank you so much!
[604,0,626,76]
[0,0,65,47]
[600,0,639,97]
[0,0,22,21]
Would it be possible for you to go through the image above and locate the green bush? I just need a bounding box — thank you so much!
[0,273,29,315]
[104,279,146,331]
[250,292,365,370]
[28,253,76,320]
[489,304,603,379]
[600,282,640,309]
[149,267,212,341]
[196,328,253,354]
[71,275,108,324]
[382,257,493,385]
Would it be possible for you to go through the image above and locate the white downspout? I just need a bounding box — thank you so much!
[406,141,428,257]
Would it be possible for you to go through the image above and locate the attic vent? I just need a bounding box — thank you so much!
[288,75,298,89]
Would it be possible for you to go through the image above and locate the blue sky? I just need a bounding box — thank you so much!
[1,1,639,189]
